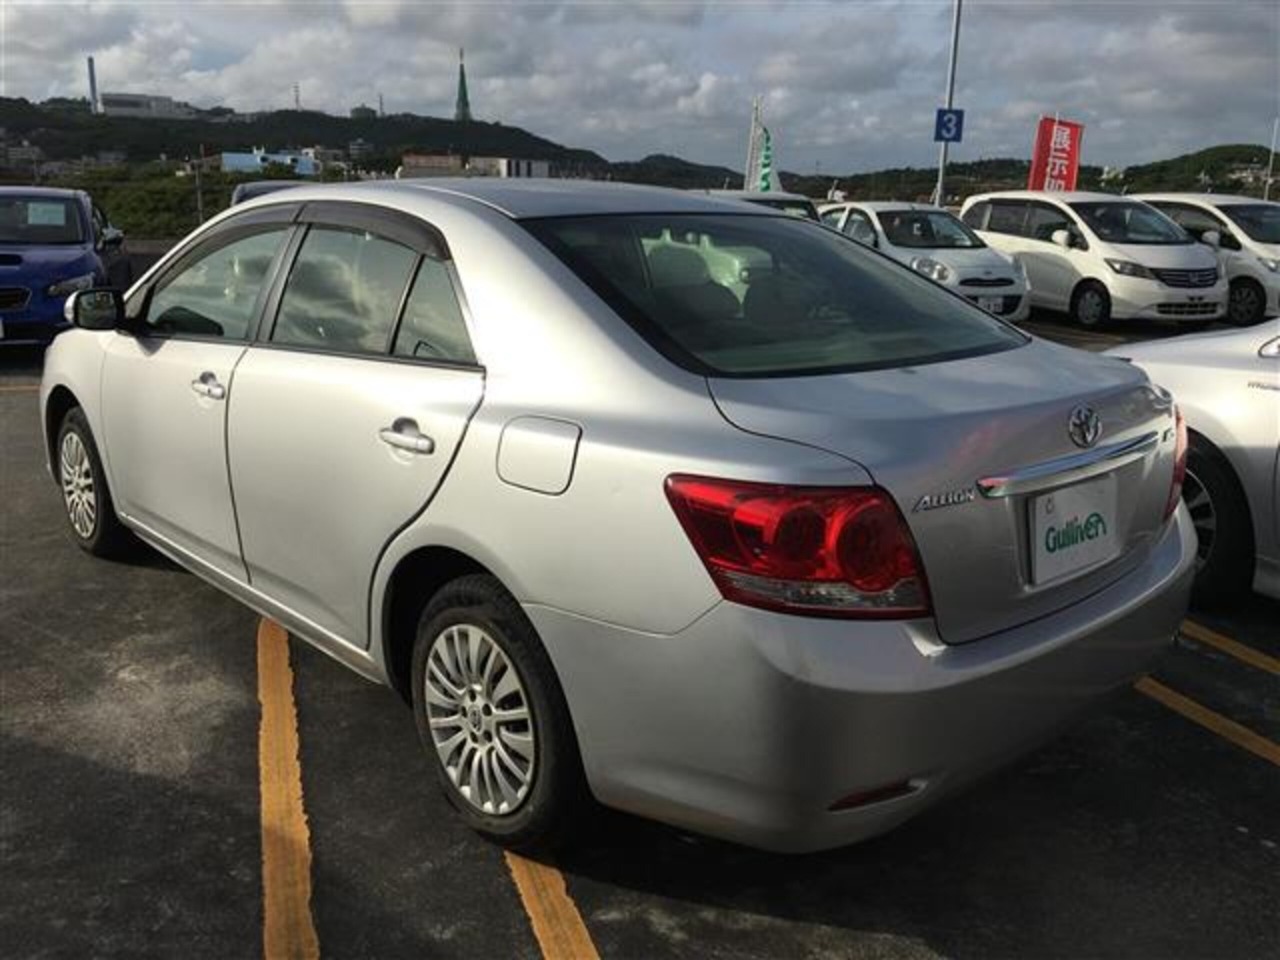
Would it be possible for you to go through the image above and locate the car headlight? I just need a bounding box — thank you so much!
[1104,259,1155,279]
[45,272,96,298]
[910,257,951,283]
[1257,256,1280,273]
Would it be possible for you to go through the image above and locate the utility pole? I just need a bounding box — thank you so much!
[1265,115,1278,201]
[933,0,963,207]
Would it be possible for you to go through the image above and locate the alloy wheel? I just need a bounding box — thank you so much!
[60,432,97,539]
[1228,283,1262,326]
[1181,467,1216,572]
[424,623,536,816]
[1077,289,1105,326]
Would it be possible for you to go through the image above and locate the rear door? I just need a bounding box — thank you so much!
[226,203,484,647]
[101,212,294,580]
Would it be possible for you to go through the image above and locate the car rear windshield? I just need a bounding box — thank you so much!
[524,213,1026,378]
[0,196,85,244]
[746,198,818,220]
[879,209,984,249]
[1220,204,1280,243]
[1069,201,1190,245]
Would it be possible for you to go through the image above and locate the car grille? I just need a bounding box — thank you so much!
[1156,301,1219,317]
[959,276,1015,287]
[1151,268,1217,288]
[0,287,31,311]
[966,294,1023,315]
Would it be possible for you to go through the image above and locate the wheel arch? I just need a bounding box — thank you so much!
[380,544,496,701]
[1187,427,1256,537]
[44,384,82,472]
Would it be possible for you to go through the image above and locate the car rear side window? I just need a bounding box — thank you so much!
[272,226,417,355]
[145,228,288,339]
[392,258,475,364]
[985,201,1028,236]
[525,213,1026,378]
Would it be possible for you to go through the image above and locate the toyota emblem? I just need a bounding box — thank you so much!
[1068,405,1102,449]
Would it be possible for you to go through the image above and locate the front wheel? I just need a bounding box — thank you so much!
[56,407,132,557]
[1227,279,1266,327]
[1070,281,1111,328]
[411,575,588,851]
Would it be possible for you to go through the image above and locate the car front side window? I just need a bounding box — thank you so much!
[142,228,288,339]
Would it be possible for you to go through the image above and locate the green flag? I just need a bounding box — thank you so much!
[757,126,774,192]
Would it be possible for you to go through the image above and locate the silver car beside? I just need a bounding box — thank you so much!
[41,180,1194,853]
[1107,323,1280,604]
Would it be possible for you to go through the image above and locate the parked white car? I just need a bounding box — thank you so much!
[819,202,1030,322]
[960,191,1227,328]
[1135,194,1280,327]
[1106,323,1280,604]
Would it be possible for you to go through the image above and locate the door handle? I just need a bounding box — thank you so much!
[378,418,435,455]
[191,371,226,401]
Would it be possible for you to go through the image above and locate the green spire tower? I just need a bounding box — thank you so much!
[454,47,472,123]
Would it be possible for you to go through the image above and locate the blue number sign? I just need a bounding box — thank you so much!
[934,108,965,143]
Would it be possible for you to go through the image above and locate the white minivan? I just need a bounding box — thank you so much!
[818,201,1031,321]
[1135,194,1280,327]
[960,191,1227,328]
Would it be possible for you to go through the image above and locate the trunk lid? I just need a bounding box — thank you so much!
[709,338,1177,643]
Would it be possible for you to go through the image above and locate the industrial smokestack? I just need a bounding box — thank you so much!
[87,57,99,114]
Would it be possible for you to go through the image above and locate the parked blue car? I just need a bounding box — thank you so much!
[0,186,128,345]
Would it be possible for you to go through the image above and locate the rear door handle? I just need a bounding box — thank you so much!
[378,418,435,455]
[191,371,226,401]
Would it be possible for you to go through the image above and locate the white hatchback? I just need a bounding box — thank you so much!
[1136,194,1280,327]
[820,201,1030,322]
[960,191,1227,328]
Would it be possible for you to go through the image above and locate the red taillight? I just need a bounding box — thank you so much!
[1164,406,1187,520]
[664,475,931,618]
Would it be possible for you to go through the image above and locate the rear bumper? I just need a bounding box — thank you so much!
[529,503,1195,853]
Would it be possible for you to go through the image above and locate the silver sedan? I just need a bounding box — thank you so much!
[41,180,1194,853]
[1107,324,1280,604]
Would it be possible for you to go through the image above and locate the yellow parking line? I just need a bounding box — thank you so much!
[1135,676,1280,767]
[1181,620,1280,677]
[257,618,321,960]
[505,852,601,960]
[0,385,39,393]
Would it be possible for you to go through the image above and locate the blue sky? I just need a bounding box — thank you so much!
[3,1,1277,173]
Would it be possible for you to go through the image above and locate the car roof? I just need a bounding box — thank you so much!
[963,190,1133,205]
[298,178,778,219]
[0,185,87,202]
[820,200,948,213]
[705,189,812,202]
[1132,193,1272,207]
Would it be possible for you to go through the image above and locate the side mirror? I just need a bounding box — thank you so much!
[1050,229,1073,249]
[65,289,124,331]
[99,226,125,251]
[1200,229,1221,249]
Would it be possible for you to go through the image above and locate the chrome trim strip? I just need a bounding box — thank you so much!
[977,430,1160,498]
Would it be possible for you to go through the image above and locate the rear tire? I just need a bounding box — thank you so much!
[1070,281,1111,328]
[411,575,589,852]
[56,407,132,557]
[1182,437,1254,607]
[1227,278,1266,327]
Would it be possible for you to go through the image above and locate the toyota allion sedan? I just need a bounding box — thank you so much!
[40,180,1195,853]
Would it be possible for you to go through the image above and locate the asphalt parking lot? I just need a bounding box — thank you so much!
[2,313,1277,960]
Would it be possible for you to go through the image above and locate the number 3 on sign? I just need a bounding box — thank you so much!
[934,108,965,143]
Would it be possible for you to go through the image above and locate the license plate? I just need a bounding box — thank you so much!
[978,296,1003,313]
[1030,474,1119,584]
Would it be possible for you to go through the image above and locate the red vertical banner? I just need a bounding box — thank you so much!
[1028,116,1085,191]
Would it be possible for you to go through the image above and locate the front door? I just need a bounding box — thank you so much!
[101,225,292,581]
[227,219,484,647]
